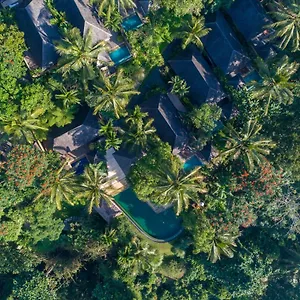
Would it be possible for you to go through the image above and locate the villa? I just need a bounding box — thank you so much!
[227,0,276,59]
[141,94,188,155]
[202,12,251,77]
[169,47,226,105]
[54,0,112,45]
[15,0,61,69]
[53,110,100,161]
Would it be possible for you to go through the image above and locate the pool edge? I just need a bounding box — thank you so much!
[113,199,184,243]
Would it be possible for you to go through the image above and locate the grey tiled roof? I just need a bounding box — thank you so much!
[15,0,60,69]
[169,48,225,105]
[53,110,99,155]
[227,0,271,42]
[55,0,111,44]
[202,12,250,76]
[141,95,188,154]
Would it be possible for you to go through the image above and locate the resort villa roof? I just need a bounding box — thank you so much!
[15,0,60,69]
[53,110,99,155]
[55,0,112,44]
[202,12,251,76]
[227,0,276,59]
[169,49,226,105]
[141,94,188,155]
[113,150,137,176]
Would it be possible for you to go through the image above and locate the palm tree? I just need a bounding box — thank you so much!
[208,232,239,263]
[91,0,136,20]
[77,162,114,214]
[155,166,207,215]
[124,118,156,153]
[125,106,148,129]
[218,120,276,172]
[87,68,139,119]
[55,87,81,109]
[250,56,299,115]
[55,28,108,87]
[100,228,118,247]
[104,8,123,31]
[99,119,123,150]
[118,237,163,275]
[35,160,78,210]
[0,110,48,144]
[178,16,211,50]
[266,0,300,52]
[169,76,190,98]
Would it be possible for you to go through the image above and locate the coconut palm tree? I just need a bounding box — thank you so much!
[104,8,123,31]
[154,166,207,215]
[35,160,78,210]
[124,118,156,153]
[218,120,276,172]
[118,237,163,275]
[99,119,123,150]
[0,110,48,144]
[125,106,148,129]
[177,16,211,50]
[169,76,190,98]
[87,68,139,119]
[250,56,299,115]
[77,162,114,214]
[55,87,81,109]
[91,0,136,20]
[208,232,239,263]
[55,28,108,87]
[266,0,300,52]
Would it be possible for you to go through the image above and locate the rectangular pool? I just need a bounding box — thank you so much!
[109,45,132,65]
[122,13,143,31]
[183,155,203,171]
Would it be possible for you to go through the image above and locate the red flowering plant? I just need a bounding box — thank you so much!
[3,145,60,191]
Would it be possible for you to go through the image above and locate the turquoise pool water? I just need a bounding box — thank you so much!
[114,188,182,241]
[122,14,143,31]
[243,71,260,84]
[183,155,203,171]
[109,46,132,65]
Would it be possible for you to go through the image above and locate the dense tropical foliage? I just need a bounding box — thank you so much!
[0,1,300,299]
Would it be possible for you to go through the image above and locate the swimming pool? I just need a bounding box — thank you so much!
[71,156,89,175]
[122,13,143,31]
[109,45,132,65]
[243,71,261,84]
[183,155,203,171]
[114,188,182,242]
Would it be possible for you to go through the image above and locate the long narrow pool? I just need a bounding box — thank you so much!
[114,188,182,242]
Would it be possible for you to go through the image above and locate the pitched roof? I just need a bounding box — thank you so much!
[55,0,111,44]
[15,0,60,69]
[141,95,188,154]
[113,149,137,175]
[169,49,225,105]
[202,12,250,76]
[227,0,271,42]
[53,110,99,155]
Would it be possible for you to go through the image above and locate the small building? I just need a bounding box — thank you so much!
[141,94,188,155]
[227,0,276,59]
[55,0,112,45]
[53,110,100,159]
[202,12,251,77]
[169,48,226,105]
[15,0,61,69]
